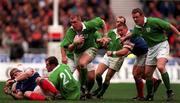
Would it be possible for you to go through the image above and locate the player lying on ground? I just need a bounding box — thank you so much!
[45,56,81,100]
[4,67,61,100]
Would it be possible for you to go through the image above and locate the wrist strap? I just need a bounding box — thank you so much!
[112,51,116,57]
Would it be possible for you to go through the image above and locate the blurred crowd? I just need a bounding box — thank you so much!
[140,0,180,58]
[0,0,51,58]
[0,0,114,61]
[0,0,179,61]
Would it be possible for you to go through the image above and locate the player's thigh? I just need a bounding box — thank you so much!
[134,54,146,67]
[157,58,168,73]
[87,70,95,80]
[156,40,169,60]
[132,65,144,77]
[96,63,108,75]
[67,57,76,72]
[78,47,98,65]
[133,54,146,76]
[24,91,33,97]
[109,57,124,72]
[33,86,44,95]
[34,85,53,96]
[146,40,169,66]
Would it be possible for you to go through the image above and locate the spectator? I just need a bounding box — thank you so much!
[0,0,114,54]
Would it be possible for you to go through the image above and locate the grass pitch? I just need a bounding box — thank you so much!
[0,82,180,103]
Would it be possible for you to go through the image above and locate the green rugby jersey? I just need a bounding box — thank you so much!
[65,50,74,60]
[132,17,170,47]
[48,64,80,100]
[61,17,104,54]
[107,29,123,51]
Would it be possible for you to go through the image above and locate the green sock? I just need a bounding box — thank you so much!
[96,74,103,89]
[161,72,170,90]
[87,79,94,92]
[146,79,153,95]
[80,69,87,86]
[98,83,109,96]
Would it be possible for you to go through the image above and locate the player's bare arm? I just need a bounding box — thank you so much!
[16,68,35,80]
[120,32,132,43]
[97,37,111,47]
[102,19,108,37]
[61,47,68,64]
[7,68,36,85]
[169,24,180,36]
[107,47,130,57]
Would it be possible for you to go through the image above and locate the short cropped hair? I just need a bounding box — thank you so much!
[70,13,81,21]
[117,22,128,28]
[10,68,22,79]
[132,8,144,16]
[45,56,58,66]
[117,16,126,24]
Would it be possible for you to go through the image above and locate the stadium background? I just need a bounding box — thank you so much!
[0,0,180,102]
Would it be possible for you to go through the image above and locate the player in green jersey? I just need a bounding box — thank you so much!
[106,20,161,101]
[45,56,80,100]
[60,31,103,99]
[60,14,107,99]
[130,8,180,101]
[92,18,134,99]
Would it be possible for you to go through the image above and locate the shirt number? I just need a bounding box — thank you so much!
[59,69,72,85]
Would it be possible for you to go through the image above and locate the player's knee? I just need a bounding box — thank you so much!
[78,62,86,68]
[24,91,32,97]
[96,73,101,78]
[144,72,152,79]
[88,72,95,81]
[36,77,42,84]
[133,71,141,78]
[133,74,139,79]
[157,64,166,73]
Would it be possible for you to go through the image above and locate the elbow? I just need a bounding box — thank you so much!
[68,47,74,52]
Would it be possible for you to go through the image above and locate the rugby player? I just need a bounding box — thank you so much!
[60,14,107,99]
[4,67,61,100]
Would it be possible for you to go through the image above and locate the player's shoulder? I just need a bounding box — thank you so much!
[147,17,164,23]
[108,29,116,35]
[91,17,102,21]
[60,64,70,69]
[131,37,145,43]
[24,67,36,76]
[86,17,103,24]
[66,27,76,34]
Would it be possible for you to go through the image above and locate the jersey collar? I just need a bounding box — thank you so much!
[113,28,120,39]
[135,17,147,28]
[71,22,86,33]
[48,64,60,75]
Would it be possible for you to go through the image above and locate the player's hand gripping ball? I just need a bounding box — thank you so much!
[74,35,85,49]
